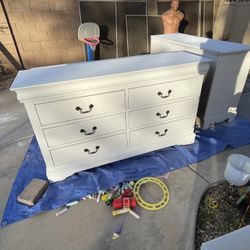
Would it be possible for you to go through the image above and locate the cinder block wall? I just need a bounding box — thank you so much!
[0,0,83,70]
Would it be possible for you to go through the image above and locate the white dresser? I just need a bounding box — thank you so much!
[151,33,250,128]
[11,52,210,182]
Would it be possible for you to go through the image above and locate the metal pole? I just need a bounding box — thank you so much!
[0,0,25,69]
[198,0,202,36]
[115,1,118,58]
[86,45,93,61]
[203,0,206,37]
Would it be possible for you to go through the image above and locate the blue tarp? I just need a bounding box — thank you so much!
[2,116,250,226]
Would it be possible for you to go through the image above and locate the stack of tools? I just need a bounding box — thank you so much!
[81,181,140,219]
[94,181,136,206]
[56,178,169,218]
[54,177,170,240]
[109,182,140,219]
[112,196,136,209]
[55,181,139,217]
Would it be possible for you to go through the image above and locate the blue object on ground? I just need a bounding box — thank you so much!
[2,116,250,226]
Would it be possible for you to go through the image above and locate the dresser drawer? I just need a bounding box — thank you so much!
[50,133,127,166]
[44,114,126,147]
[35,91,125,126]
[129,98,195,128]
[129,78,199,108]
[130,118,194,146]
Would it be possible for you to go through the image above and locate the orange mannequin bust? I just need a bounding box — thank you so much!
[162,0,184,34]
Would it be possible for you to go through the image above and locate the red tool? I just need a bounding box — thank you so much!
[112,197,136,209]
[121,189,133,198]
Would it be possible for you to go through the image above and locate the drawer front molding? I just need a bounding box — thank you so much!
[36,90,125,126]
[128,77,200,108]
[43,113,127,147]
[130,117,194,146]
[129,98,195,128]
[50,133,128,166]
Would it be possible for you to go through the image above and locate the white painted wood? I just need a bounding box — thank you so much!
[10,51,210,182]
[47,134,195,182]
[128,77,202,108]
[201,225,250,250]
[11,52,210,90]
[130,117,194,146]
[51,133,128,166]
[24,102,55,168]
[150,33,250,129]
[35,91,125,126]
[11,67,209,103]
[43,113,126,147]
[203,53,249,119]
[129,98,195,128]
[151,33,250,55]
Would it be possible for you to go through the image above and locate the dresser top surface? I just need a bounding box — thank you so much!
[152,34,250,54]
[11,51,210,90]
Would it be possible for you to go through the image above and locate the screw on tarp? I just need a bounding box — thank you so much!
[2,220,7,226]
[112,224,123,240]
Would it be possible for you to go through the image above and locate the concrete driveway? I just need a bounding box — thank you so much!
[0,84,250,250]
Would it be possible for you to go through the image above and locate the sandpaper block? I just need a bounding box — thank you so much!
[17,179,48,206]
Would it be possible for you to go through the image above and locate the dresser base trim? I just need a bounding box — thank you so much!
[46,133,195,182]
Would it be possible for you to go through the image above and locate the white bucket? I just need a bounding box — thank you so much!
[224,154,250,186]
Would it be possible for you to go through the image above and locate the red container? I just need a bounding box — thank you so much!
[112,197,136,209]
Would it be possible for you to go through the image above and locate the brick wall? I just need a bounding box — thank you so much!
[0,0,83,70]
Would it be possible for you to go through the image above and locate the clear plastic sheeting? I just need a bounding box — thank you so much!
[2,116,250,227]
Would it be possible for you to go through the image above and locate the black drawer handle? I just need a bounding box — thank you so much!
[157,90,172,98]
[75,104,94,114]
[155,129,168,137]
[80,126,97,135]
[84,146,100,154]
[156,110,170,119]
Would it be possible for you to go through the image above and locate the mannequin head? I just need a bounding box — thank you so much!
[171,0,180,11]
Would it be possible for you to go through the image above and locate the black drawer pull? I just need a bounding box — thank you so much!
[80,126,97,135]
[84,146,100,154]
[156,110,170,119]
[155,129,168,137]
[75,104,94,114]
[157,90,172,98]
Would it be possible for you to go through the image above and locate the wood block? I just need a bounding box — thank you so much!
[17,179,48,206]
